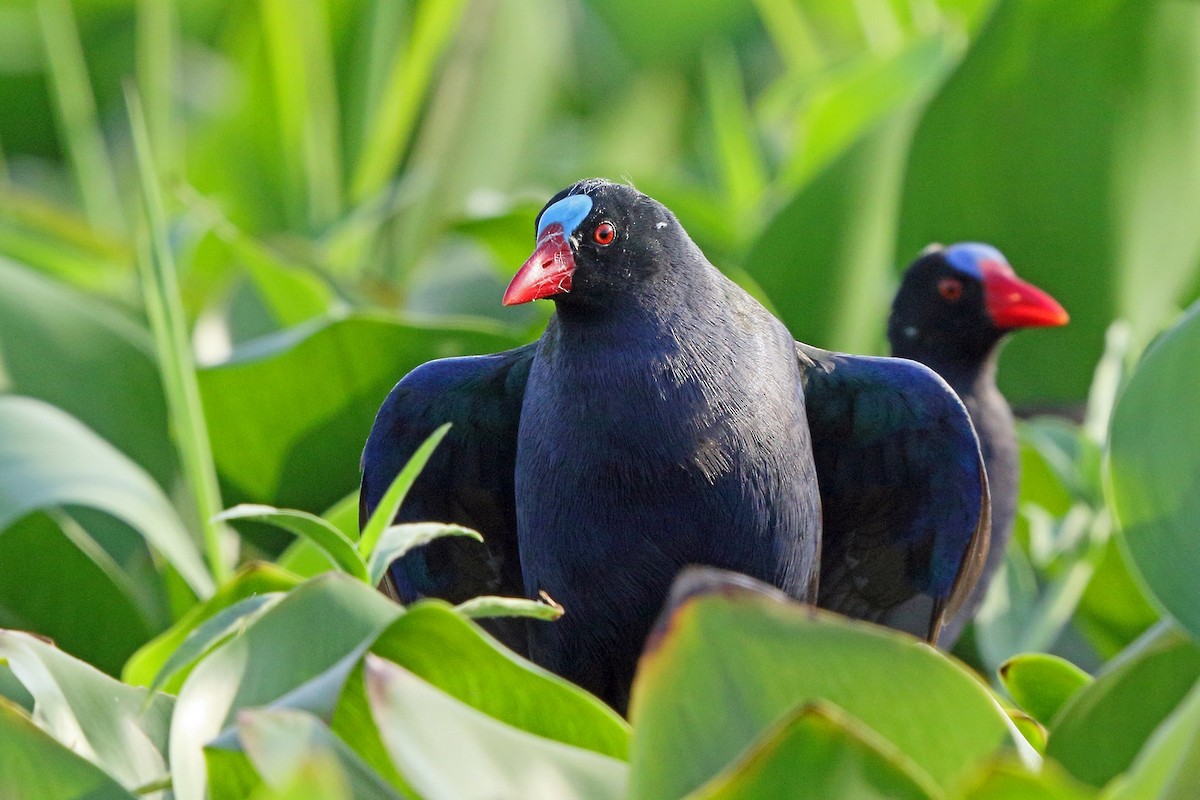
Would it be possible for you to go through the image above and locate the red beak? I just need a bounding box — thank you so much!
[980,260,1069,329]
[503,224,576,306]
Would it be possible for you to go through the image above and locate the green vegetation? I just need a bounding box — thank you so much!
[1,0,1199,797]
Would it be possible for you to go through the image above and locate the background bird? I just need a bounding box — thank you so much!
[361,180,988,711]
[887,242,1069,646]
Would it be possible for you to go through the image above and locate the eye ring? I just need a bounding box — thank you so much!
[593,221,616,246]
[938,277,963,302]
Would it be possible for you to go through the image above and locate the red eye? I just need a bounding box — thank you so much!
[938,278,963,301]
[593,221,616,246]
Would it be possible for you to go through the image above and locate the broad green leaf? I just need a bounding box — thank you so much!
[628,582,1029,800]
[0,629,173,792]
[224,708,403,800]
[0,697,134,800]
[181,192,336,328]
[371,601,629,759]
[0,396,212,596]
[124,562,301,689]
[365,655,627,800]
[197,313,522,511]
[1074,538,1160,659]
[218,505,368,582]
[999,654,1093,726]
[684,702,938,800]
[956,759,1097,800]
[148,593,286,695]
[1104,678,1200,800]
[0,511,153,676]
[0,256,172,486]
[366,521,477,585]
[1048,622,1200,787]
[169,574,399,800]
[1108,299,1200,640]
[899,0,1200,402]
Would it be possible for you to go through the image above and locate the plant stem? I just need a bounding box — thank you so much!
[126,87,232,584]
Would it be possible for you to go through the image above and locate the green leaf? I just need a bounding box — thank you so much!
[0,697,134,800]
[1074,537,1160,659]
[955,759,1097,800]
[0,511,154,676]
[123,562,301,689]
[218,505,368,582]
[455,595,564,621]
[0,255,173,486]
[197,313,522,511]
[356,423,451,560]
[365,520,476,585]
[1047,622,1200,787]
[371,602,630,759]
[999,654,1093,726]
[0,396,212,597]
[364,655,628,800]
[684,702,939,800]
[1108,299,1200,641]
[350,0,467,203]
[228,708,403,800]
[1104,678,1200,800]
[0,629,174,792]
[627,581,1030,799]
[277,492,361,579]
[149,593,286,695]
[258,0,343,229]
[35,0,124,233]
[169,574,399,800]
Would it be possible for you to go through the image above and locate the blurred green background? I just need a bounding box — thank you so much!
[0,0,1196,690]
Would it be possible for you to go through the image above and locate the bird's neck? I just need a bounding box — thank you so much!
[893,341,1002,401]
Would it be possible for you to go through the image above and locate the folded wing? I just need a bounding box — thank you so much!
[797,343,990,643]
[360,344,535,644]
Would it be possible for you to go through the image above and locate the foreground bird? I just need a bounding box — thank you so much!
[361,180,987,709]
[888,243,1069,645]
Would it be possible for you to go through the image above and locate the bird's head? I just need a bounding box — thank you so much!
[503,179,689,309]
[889,242,1069,363]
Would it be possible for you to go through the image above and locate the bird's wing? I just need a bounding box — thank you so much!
[796,342,990,643]
[360,343,535,609]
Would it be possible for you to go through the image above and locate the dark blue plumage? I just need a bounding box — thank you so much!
[888,243,1068,645]
[804,344,988,640]
[360,180,988,710]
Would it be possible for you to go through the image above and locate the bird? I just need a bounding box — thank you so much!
[360,179,988,710]
[886,242,1069,646]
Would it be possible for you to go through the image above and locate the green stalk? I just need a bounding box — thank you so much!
[349,0,466,204]
[259,0,343,230]
[0,137,10,187]
[36,0,124,233]
[136,0,179,180]
[126,88,232,583]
